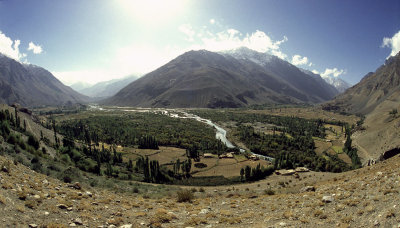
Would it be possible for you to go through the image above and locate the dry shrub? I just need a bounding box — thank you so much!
[150,208,176,224]
[184,217,208,226]
[176,189,194,203]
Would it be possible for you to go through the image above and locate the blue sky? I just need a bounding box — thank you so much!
[0,0,399,85]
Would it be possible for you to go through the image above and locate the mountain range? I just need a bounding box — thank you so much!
[103,47,339,108]
[0,53,88,107]
[70,75,138,98]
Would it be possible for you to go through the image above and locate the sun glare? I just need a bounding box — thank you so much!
[117,0,187,25]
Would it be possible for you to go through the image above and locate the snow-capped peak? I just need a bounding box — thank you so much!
[220,47,274,66]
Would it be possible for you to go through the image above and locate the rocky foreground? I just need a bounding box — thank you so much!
[1,154,400,228]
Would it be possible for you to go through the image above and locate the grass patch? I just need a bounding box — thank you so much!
[331,146,343,154]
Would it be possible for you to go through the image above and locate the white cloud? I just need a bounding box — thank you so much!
[27,42,43,54]
[291,54,309,66]
[382,30,400,58]
[180,25,289,59]
[0,31,27,61]
[209,19,215,24]
[308,62,313,67]
[317,68,346,78]
[179,24,196,42]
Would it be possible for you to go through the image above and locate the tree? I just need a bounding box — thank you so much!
[244,165,251,181]
[390,108,398,118]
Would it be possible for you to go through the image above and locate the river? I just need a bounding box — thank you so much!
[89,105,274,161]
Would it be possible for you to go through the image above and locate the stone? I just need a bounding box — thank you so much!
[42,179,49,185]
[29,224,38,228]
[199,208,209,214]
[1,165,8,173]
[33,194,40,199]
[322,195,334,203]
[69,223,76,227]
[69,182,82,190]
[44,211,50,216]
[74,218,83,225]
[279,222,287,227]
[300,186,316,192]
[119,225,132,228]
[57,204,68,209]
[86,191,93,197]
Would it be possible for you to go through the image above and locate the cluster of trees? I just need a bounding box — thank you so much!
[240,164,274,182]
[138,135,159,149]
[57,114,227,154]
[0,109,42,156]
[136,157,167,183]
[343,125,361,169]
[190,110,334,138]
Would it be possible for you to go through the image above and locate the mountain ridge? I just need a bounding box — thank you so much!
[103,48,339,108]
[0,53,88,107]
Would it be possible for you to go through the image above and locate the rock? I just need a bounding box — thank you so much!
[67,207,73,211]
[42,179,49,185]
[199,208,209,214]
[69,223,76,227]
[69,182,82,190]
[33,194,40,199]
[57,204,68,209]
[279,222,287,226]
[119,225,132,228]
[322,195,334,203]
[29,224,38,228]
[86,191,93,197]
[74,218,83,225]
[300,186,316,192]
[44,211,49,216]
[1,165,8,173]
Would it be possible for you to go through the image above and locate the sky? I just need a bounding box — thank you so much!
[0,0,399,86]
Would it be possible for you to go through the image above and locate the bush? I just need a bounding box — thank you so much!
[194,162,207,168]
[27,135,40,150]
[264,189,275,195]
[177,189,194,202]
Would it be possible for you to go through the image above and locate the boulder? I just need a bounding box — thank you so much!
[322,195,334,203]
[300,186,316,192]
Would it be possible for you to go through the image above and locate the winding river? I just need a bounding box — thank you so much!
[89,105,274,161]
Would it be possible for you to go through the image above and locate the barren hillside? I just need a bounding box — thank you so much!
[1,153,399,227]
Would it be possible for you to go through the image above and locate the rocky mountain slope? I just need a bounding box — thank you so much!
[300,69,351,93]
[0,152,399,227]
[71,75,138,98]
[323,52,400,162]
[103,48,338,108]
[0,53,88,107]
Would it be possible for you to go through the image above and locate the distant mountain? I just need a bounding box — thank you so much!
[323,52,400,162]
[0,53,88,107]
[103,48,339,108]
[70,81,92,92]
[323,52,400,115]
[300,69,351,93]
[73,75,138,98]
